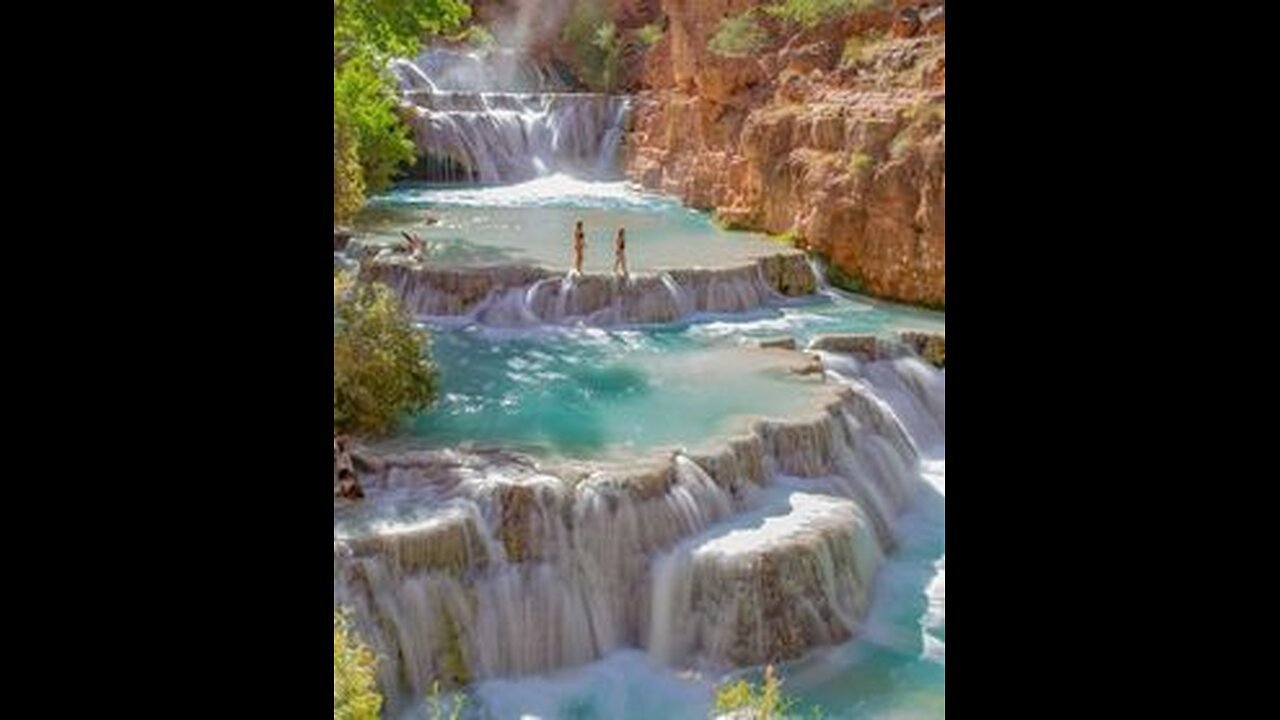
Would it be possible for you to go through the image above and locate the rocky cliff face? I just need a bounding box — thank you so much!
[626,1,945,307]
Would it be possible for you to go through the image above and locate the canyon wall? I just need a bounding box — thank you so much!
[450,1,944,307]
[626,1,945,307]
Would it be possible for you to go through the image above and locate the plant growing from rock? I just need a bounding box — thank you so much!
[765,0,887,29]
[335,610,382,720]
[848,151,874,178]
[709,12,768,58]
[636,22,664,48]
[563,1,622,92]
[713,665,795,719]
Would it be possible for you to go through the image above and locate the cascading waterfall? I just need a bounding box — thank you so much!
[403,92,631,183]
[392,48,571,94]
[391,49,631,183]
[337,42,945,716]
[333,352,945,709]
[361,253,817,327]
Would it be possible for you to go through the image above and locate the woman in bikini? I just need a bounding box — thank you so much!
[573,220,586,274]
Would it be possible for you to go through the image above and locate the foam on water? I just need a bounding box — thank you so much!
[466,651,712,720]
[376,175,666,211]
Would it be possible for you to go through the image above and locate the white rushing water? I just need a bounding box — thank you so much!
[334,353,944,716]
[361,254,815,328]
[391,49,631,183]
[467,360,944,720]
[336,44,945,719]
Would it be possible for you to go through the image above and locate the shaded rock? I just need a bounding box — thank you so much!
[334,228,352,253]
[900,331,945,367]
[757,336,797,350]
[894,8,922,38]
[790,354,824,377]
[809,333,882,357]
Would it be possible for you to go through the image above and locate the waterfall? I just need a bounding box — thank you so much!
[392,48,569,94]
[392,49,631,183]
[363,254,816,328]
[334,353,945,708]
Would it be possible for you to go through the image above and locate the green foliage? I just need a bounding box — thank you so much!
[334,281,439,436]
[826,261,866,294]
[334,119,365,225]
[901,99,945,124]
[635,23,664,48]
[840,29,884,68]
[333,0,469,220]
[889,100,944,159]
[335,610,382,720]
[713,666,793,719]
[334,56,415,208]
[764,0,887,29]
[842,35,864,66]
[713,212,749,232]
[427,682,466,720]
[438,610,471,686]
[462,24,496,50]
[848,151,873,177]
[563,2,622,92]
[715,679,754,714]
[333,0,471,60]
[770,229,800,247]
[709,12,768,58]
[594,21,622,92]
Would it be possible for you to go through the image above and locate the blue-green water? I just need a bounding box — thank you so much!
[400,329,828,458]
[390,290,943,460]
[365,179,944,719]
[354,175,789,272]
[390,294,945,719]
[469,456,943,719]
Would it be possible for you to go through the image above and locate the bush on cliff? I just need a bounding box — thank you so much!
[709,12,768,58]
[764,0,887,29]
[635,23,664,48]
[563,1,622,92]
[334,279,439,436]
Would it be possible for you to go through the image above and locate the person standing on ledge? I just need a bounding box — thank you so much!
[573,220,586,274]
[613,227,628,279]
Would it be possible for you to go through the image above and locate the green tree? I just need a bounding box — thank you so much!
[335,610,382,720]
[333,0,470,224]
[334,278,439,436]
[563,1,621,92]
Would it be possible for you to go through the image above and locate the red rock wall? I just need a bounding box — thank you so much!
[626,1,945,307]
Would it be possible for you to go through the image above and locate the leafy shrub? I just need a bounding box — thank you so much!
[713,665,793,719]
[709,12,768,58]
[563,1,622,91]
[764,0,886,29]
[334,281,439,436]
[335,610,382,720]
[635,23,664,48]
[848,151,873,177]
